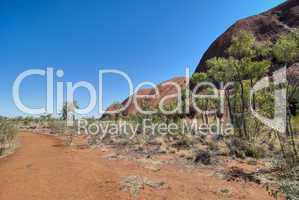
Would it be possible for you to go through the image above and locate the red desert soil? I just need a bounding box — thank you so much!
[0,133,276,200]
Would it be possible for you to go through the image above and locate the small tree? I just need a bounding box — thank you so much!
[191,72,210,123]
[273,29,299,66]
[60,101,79,145]
[206,30,271,139]
[0,119,18,155]
[272,29,299,165]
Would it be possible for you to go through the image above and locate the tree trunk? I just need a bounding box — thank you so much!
[225,91,234,124]
[240,82,248,138]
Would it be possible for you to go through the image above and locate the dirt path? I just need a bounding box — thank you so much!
[0,133,275,200]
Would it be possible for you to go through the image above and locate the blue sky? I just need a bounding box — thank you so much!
[0,0,285,117]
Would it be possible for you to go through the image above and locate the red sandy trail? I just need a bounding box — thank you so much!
[0,133,275,200]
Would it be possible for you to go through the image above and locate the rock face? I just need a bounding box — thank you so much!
[196,0,299,72]
[103,77,187,117]
[105,1,299,118]
[288,63,299,86]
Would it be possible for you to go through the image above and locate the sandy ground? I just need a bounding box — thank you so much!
[0,132,276,200]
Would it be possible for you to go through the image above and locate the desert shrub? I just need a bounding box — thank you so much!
[193,150,213,165]
[280,181,299,200]
[245,145,265,158]
[226,137,265,159]
[267,158,299,200]
[23,117,32,126]
[48,120,66,135]
[48,120,76,146]
[267,129,299,199]
[0,119,18,155]
[206,140,218,152]
[171,136,194,150]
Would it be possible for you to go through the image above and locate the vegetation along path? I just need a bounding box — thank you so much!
[0,133,276,200]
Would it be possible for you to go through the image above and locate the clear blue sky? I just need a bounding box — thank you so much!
[0,0,285,117]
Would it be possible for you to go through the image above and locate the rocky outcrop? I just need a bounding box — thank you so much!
[196,0,299,73]
[287,63,299,86]
[104,1,299,119]
[103,77,187,117]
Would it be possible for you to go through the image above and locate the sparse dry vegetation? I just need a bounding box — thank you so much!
[0,6,298,200]
[0,117,18,156]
